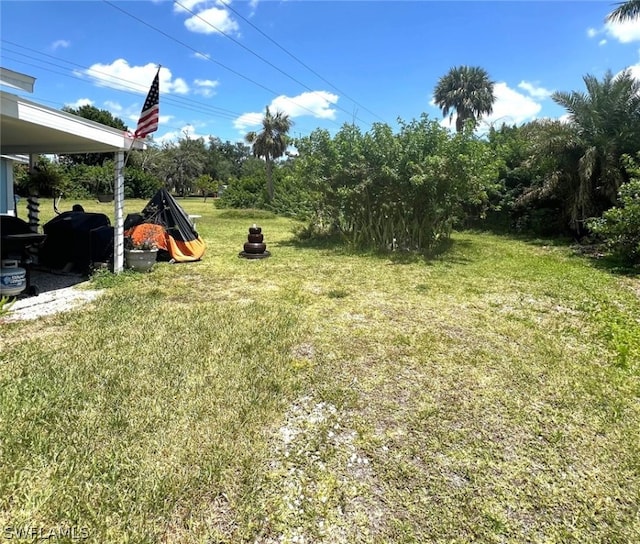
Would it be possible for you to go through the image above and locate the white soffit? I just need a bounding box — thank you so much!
[0,67,35,93]
[0,91,144,155]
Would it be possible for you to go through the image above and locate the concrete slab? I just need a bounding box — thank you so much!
[4,269,103,322]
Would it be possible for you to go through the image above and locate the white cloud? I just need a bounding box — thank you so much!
[518,80,553,99]
[272,91,339,119]
[171,77,190,94]
[183,6,239,35]
[483,82,542,126]
[234,91,339,132]
[173,0,231,14]
[155,124,198,144]
[80,60,189,95]
[193,52,211,61]
[194,78,219,97]
[588,20,640,44]
[616,50,640,80]
[173,0,206,14]
[103,100,123,113]
[233,112,264,131]
[558,113,572,124]
[51,39,70,50]
[605,19,640,43]
[64,98,93,109]
[627,63,640,80]
[194,78,218,87]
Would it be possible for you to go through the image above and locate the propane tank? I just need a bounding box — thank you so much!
[0,260,27,296]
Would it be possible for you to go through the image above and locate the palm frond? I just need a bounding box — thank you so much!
[606,0,640,22]
[433,65,495,132]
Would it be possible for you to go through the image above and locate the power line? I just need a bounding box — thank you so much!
[2,46,332,141]
[1,42,244,122]
[172,0,374,126]
[217,0,386,124]
[102,0,344,127]
[2,46,339,141]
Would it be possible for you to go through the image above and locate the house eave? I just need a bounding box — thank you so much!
[0,67,36,93]
[0,91,145,155]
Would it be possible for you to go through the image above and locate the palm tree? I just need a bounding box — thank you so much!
[245,106,292,201]
[517,119,585,231]
[433,66,496,133]
[606,0,640,22]
[550,70,640,229]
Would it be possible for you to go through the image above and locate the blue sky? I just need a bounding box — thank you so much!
[1,1,639,144]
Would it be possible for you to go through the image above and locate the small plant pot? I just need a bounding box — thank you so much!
[125,249,158,272]
[97,193,114,203]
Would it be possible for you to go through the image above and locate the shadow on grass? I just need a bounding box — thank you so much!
[468,226,640,277]
[579,251,639,277]
[273,232,475,266]
[215,208,278,220]
[465,226,575,248]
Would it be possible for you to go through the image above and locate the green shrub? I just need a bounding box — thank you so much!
[588,178,640,264]
[294,117,501,252]
[216,174,267,209]
[266,169,315,219]
[125,168,163,199]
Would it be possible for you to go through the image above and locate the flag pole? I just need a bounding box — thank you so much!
[124,64,161,167]
[124,64,162,166]
[123,134,138,168]
[114,64,160,273]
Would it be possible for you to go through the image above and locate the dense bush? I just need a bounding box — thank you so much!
[67,162,113,197]
[294,116,500,252]
[265,165,315,219]
[588,158,640,264]
[125,168,163,199]
[215,173,267,210]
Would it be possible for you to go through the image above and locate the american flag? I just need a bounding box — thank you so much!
[134,68,160,139]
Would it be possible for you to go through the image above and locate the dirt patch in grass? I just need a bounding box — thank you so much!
[254,396,387,543]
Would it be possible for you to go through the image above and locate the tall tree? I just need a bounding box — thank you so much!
[433,66,496,133]
[62,104,128,131]
[156,135,207,196]
[60,105,129,167]
[508,70,640,233]
[515,120,584,232]
[245,106,292,200]
[606,0,640,22]
[551,70,640,229]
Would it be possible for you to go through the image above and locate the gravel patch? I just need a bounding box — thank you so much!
[4,270,103,322]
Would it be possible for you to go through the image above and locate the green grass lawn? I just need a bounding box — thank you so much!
[1,197,639,543]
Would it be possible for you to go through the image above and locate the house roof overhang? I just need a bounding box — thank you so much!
[0,67,36,93]
[0,91,145,155]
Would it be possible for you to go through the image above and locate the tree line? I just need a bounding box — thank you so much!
[14,105,262,201]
